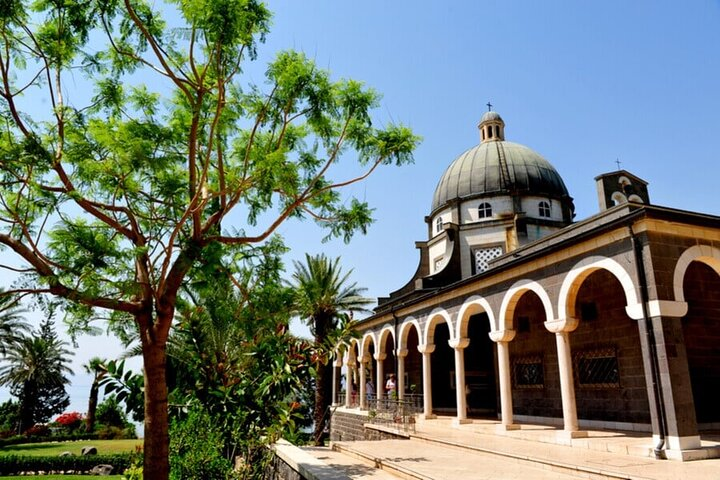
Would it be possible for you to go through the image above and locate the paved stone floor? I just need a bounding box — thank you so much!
[300,416,720,479]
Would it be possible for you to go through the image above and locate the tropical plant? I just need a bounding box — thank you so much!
[0,1,418,475]
[291,253,372,445]
[83,357,107,432]
[0,292,29,356]
[0,319,73,432]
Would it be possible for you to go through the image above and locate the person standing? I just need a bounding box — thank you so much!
[385,373,397,398]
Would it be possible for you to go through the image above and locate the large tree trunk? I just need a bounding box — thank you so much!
[85,379,99,433]
[142,337,170,479]
[312,314,332,446]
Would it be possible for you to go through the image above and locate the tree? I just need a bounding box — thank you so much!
[0,1,418,474]
[0,292,29,356]
[291,253,372,445]
[83,356,107,432]
[0,319,73,432]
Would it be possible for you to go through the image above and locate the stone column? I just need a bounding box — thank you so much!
[630,299,701,458]
[344,355,355,408]
[450,338,471,426]
[545,317,586,442]
[489,330,519,431]
[418,344,436,419]
[359,357,367,410]
[397,348,408,400]
[331,362,338,406]
[375,353,386,401]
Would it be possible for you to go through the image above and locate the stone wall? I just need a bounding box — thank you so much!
[329,408,411,442]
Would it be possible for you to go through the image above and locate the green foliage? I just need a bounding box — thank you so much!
[0,401,19,435]
[0,293,29,356]
[0,319,73,432]
[96,396,130,429]
[169,408,234,480]
[0,454,132,475]
[0,432,99,448]
[99,361,145,423]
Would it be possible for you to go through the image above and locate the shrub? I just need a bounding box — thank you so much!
[0,453,132,475]
[54,411,84,432]
[23,424,50,437]
[170,408,234,480]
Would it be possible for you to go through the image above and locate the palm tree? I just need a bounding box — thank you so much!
[291,254,372,445]
[0,319,73,432]
[0,292,29,356]
[83,357,107,432]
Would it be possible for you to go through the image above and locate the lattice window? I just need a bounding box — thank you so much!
[474,246,503,274]
[574,347,620,389]
[512,355,544,389]
[478,202,492,219]
[435,217,443,233]
[538,201,551,218]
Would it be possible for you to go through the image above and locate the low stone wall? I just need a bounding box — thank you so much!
[329,407,412,442]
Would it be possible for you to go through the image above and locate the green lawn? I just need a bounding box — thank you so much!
[0,439,142,457]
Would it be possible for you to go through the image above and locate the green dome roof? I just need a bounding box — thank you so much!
[431,140,571,213]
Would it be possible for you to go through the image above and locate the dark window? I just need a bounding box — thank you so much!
[494,125,499,137]
[575,348,620,388]
[517,316,530,333]
[580,302,598,321]
[478,202,492,219]
[538,201,551,218]
[512,356,544,388]
[487,127,492,139]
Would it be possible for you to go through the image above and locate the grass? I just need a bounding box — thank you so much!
[0,438,142,457]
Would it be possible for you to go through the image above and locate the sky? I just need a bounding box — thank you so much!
[3,0,720,423]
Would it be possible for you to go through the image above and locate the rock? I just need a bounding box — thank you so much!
[90,464,114,476]
[81,446,98,455]
[59,451,73,456]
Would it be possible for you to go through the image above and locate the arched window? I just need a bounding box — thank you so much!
[435,217,443,233]
[478,202,492,219]
[538,201,551,218]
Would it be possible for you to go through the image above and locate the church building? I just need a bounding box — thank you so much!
[329,109,720,461]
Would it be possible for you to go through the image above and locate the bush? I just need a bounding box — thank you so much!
[0,453,132,475]
[97,396,129,429]
[97,425,136,440]
[23,424,50,437]
[170,408,234,480]
[53,411,84,432]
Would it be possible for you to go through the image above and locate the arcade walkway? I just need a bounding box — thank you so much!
[292,416,720,479]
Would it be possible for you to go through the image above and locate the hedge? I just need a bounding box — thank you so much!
[0,453,132,475]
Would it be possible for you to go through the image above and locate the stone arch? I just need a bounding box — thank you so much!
[377,324,396,352]
[360,332,376,361]
[498,280,554,331]
[558,256,638,321]
[456,295,496,339]
[398,317,422,351]
[423,308,454,346]
[673,244,720,303]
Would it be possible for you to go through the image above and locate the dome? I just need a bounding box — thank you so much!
[480,110,502,123]
[431,140,571,213]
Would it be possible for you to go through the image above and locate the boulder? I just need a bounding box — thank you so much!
[81,445,98,455]
[90,464,114,476]
[59,451,73,456]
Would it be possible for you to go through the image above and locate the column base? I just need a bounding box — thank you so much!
[452,418,473,426]
[556,429,588,444]
[420,413,437,420]
[496,423,521,432]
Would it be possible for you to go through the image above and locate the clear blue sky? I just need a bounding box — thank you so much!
[3,0,720,419]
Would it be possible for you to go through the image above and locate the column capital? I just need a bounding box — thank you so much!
[373,352,387,361]
[448,337,470,350]
[418,344,435,354]
[625,300,689,320]
[489,329,516,343]
[396,348,409,358]
[358,354,371,363]
[545,317,579,333]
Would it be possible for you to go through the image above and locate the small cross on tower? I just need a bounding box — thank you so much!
[615,158,622,170]
[486,102,493,112]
